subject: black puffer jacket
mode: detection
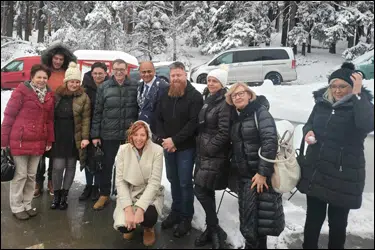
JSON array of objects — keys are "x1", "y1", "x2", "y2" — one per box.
[
  {"x1": 194, "y1": 88, "x2": 231, "y2": 190},
  {"x1": 231, "y1": 96, "x2": 284, "y2": 239},
  {"x1": 297, "y1": 87, "x2": 374, "y2": 209},
  {"x1": 90, "y1": 76, "x2": 139, "y2": 140}
]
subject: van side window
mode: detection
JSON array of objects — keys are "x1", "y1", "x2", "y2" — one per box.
[
  {"x1": 3, "y1": 60, "x2": 24, "y2": 72},
  {"x1": 210, "y1": 52, "x2": 233, "y2": 66},
  {"x1": 234, "y1": 50, "x2": 261, "y2": 63},
  {"x1": 261, "y1": 49, "x2": 289, "y2": 61}
]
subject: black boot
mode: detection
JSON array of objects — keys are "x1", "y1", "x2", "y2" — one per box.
[
  {"x1": 211, "y1": 225, "x2": 227, "y2": 249},
  {"x1": 173, "y1": 217, "x2": 192, "y2": 238},
  {"x1": 50, "y1": 190, "x2": 61, "y2": 209},
  {"x1": 79, "y1": 185, "x2": 92, "y2": 201},
  {"x1": 59, "y1": 189, "x2": 69, "y2": 210},
  {"x1": 161, "y1": 211, "x2": 180, "y2": 230},
  {"x1": 195, "y1": 227, "x2": 211, "y2": 247},
  {"x1": 91, "y1": 185, "x2": 100, "y2": 201}
]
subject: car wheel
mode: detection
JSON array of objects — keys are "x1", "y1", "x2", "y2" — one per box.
[
  {"x1": 197, "y1": 74, "x2": 208, "y2": 84},
  {"x1": 265, "y1": 72, "x2": 282, "y2": 85}
]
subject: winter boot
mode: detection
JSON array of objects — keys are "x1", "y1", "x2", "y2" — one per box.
[
  {"x1": 13, "y1": 211, "x2": 30, "y2": 220},
  {"x1": 59, "y1": 189, "x2": 69, "y2": 210},
  {"x1": 161, "y1": 211, "x2": 180, "y2": 230},
  {"x1": 79, "y1": 185, "x2": 92, "y2": 201},
  {"x1": 50, "y1": 190, "x2": 61, "y2": 209},
  {"x1": 91, "y1": 185, "x2": 100, "y2": 201},
  {"x1": 195, "y1": 227, "x2": 212, "y2": 247},
  {"x1": 143, "y1": 227, "x2": 156, "y2": 246},
  {"x1": 93, "y1": 196, "x2": 110, "y2": 210},
  {"x1": 210, "y1": 225, "x2": 227, "y2": 249},
  {"x1": 173, "y1": 217, "x2": 192, "y2": 238}
]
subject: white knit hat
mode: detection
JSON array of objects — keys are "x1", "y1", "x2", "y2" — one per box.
[
  {"x1": 64, "y1": 62, "x2": 81, "y2": 83},
  {"x1": 207, "y1": 64, "x2": 229, "y2": 87}
]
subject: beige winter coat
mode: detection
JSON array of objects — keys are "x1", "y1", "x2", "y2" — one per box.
[{"x1": 113, "y1": 126, "x2": 164, "y2": 231}]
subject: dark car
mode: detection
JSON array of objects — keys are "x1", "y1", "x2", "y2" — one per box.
[{"x1": 129, "y1": 61, "x2": 175, "y2": 83}]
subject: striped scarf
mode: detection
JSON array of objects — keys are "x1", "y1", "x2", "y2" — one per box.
[{"x1": 30, "y1": 82, "x2": 47, "y2": 103}]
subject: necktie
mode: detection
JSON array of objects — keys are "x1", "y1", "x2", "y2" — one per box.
[{"x1": 144, "y1": 85, "x2": 149, "y2": 97}]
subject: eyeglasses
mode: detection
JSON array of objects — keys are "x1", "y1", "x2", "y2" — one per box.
[
  {"x1": 231, "y1": 91, "x2": 247, "y2": 100},
  {"x1": 330, "y1": 85, "x2": 349, "y2": 90},
  {"x1": 113, "y1": 68, "x2": 126, "y2": 73},
  {"x1": 141, "y1": 70, "x2": 153, "y2": 74}
]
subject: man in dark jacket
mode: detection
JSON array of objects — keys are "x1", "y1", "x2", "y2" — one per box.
[
  {"x1": 91, "y1": 59, "x2": 139, "y2": 210},
  {"x1": 35, "y1": 43, "x2": 76, "y2": 197},
  {"x1": 137, "y1": 61, "x2": 169, "y2": 133},
  {"x1": 155, "y1": 62, "x2": 203, "y2": 238},
  {"x1": 79, "y1": 62, "x2": 109, "y2": 202}
]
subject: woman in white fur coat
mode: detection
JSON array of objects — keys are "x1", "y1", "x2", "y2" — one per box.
[{"x1": 113, "y1": 120, "x2": 164, "y2": 247}]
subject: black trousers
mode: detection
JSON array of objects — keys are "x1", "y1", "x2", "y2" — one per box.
[
  {"x1": 36, "y1": 156, "x2": 53, "y2": 186},
  {"x1": 118, "y1": 205, "x2": 158, "y2": 233},
  {"x1": 303, "y1": 195, "x2": 350, "y2": 249},
  {"x1": 100, "y1": 140, "x2": 122, "y2": 196},
  {"x1": 194, "y1": 184, "x2": 218, "y2": 228}
]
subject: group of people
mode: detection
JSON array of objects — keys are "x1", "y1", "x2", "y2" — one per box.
[{"x1": 1, "y1": 42, "x2": 373, "y2": 249}]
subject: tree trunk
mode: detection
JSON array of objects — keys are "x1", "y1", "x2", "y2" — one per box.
[
  {"x1": 289, "y1": 1, "x2": 297, "y2": 31},
  {"x1": 302, "y1": 43, "x2": 306, "y2": 56},
  {"x1": 329, "y1": 43, "x2": 336, "y2": 54},
  {"x1": 307, "y1": 22, "x2": 313, "y2": 53},
  {"x1": 275, "y1": 6, "x2": 280, "y2": 31},
  {"x1": 29, "y1": 2, "x2": 33, "y2": 36},
  {"x1": 25, "y1": 1, "x2": 30, "y2": 41},
  {"x1": 6, "y1": 1, "x2": 14, "y2": 37},
  {"x1": 366, "y1": 26, "x2": 372, "y2": 44},
  {"x1": 37, "y1": 1, "x2": 45, "y2": 43},
  {"x1": 355, "y1": 25, "x2": 362, "y2": 45},
  {"x1": 347, "y1": 36, "x2": 354, "y2": 48},
  {"x1": 293, "y1": 45, "x2": 297, "y2": 55},
  {"x1": 47, "y1": 15, "x2": 51, "y2": 36},
  {"x1": 281, "y1": 1, "x2": 290, "y2": 47},
  {"x1": 172, "y1": 1, "x2": 179, "y2": 61}
]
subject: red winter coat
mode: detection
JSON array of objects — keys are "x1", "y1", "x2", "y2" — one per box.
[{"x1": 1, "y1": 81, "x2": 55, "y2": 156}]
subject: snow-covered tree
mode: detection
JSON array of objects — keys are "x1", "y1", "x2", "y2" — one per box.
[{"x1": 342, "y1": 42, "x2": 374, "y2": 60}]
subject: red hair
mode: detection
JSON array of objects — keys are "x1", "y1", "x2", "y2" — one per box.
[{"x1": 126, "y1": 122, "x2": 149, "y2": 146}]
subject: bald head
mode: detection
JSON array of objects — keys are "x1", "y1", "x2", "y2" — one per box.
[{"x1": 139, "y1": 61, "x2": 155, "y2": 83}]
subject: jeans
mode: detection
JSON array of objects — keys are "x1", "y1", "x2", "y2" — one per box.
[
  {"x1": 84, "y1": 167, "x2": 100, "y2": 186},
  {"x1": 164, "y1": 148, "x2": 195, "y2": 219},
  {"x1": 99, "y1": 140, "x2": 122, "y2": 196},
  {"x1": 303, "y1": 195, "x2": 350, "y2": 249},
  {"x1": 194, "y1": 184, "x2": 218, "y2": 227}
]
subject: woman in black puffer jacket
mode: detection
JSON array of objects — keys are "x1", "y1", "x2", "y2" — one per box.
[
  {"x1": 297, "y1": 63, "x2": 374, "y2": 249},
  {"x1": 194, "y1": 67, "x2": 231, "y2": 249},
  {"x1": 226, "y1": 82, "x2": 285, "y2": 249}
]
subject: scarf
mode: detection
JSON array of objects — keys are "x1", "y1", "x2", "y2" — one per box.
[{"x1": 30, "y1": 82, "x2": 47, "y2": 103}]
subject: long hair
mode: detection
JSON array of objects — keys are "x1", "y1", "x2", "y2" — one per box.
[
  {"x1": 126, "y1": 122, "x2": 150, "y2": 147},
  {"x1": 323, "y1": 88, "x2": 335, "y2": 104}
]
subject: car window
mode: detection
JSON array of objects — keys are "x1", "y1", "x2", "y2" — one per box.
[
  {"x1": 261, "y1": 49, "x2": 290, "y2": 61},
  {"x1": 234, "y1": 50, "x2": 261, "y2": 63},
  {"x1": 214, "y1": 52, "x2": 234, "y2": 65},
  {"x1": 3, "y1": 60, "x2": 24, "y2": 72}
]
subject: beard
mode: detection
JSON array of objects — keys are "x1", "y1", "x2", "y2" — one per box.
[{"x1": 168, "y1": 80, "x2": 186, "y2": 97}]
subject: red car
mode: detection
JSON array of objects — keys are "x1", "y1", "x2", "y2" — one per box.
[{"x1": 1, "y1": 56, "x2": 41, "y2": 90}]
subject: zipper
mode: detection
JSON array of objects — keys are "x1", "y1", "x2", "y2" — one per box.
[
  {"x1": 338, "y1": 147, "x2": 344, "y2": 172},
  {"x1": 19, "y1": 127, "x2": 24, "y2": 148}
]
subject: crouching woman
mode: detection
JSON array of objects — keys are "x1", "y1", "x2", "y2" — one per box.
[{"x1": 113, "y1": 121, "x2": 164, "y2": 247}]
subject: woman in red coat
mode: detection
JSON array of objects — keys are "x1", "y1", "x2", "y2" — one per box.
[{"x1": 1, "y1": 64, "x2": 55, "y2": 220}]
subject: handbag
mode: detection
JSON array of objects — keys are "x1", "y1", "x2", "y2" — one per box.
[
  {"x1": 1, "y1": 148, "x2": 16, "y2": 182},
  {"x1": 85, "y1": 143, "x2": 104, "y2": 174},
  {"x1": 254, "y1": 112, "x2": 301, "y2": 193}
]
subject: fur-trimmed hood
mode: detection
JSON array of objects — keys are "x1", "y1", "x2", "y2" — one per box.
[
  {"x1": 313, "y1": 86, "x2": 374, "y2": 104},
  {"x1": 41, "y1": 43, "x2": 77, "y2": 70}
]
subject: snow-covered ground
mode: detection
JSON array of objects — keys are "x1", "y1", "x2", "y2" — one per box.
[{"x1": 1, "y1": 32, "x2": 374, "y2": 248}]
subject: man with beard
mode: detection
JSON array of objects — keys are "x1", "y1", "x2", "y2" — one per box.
[{"x1": 155, "y1": 62, "x2": 203, "y2": 238}]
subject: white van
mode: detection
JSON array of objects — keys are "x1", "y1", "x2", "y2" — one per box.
[{"x1": 190, "y1": 47, "x2": 297, "y2": 85}]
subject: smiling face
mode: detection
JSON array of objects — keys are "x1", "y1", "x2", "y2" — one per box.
[
  {"x1": 207, "y1": 76, "x2": 222, "y2": 95},
  {"x1": 139, "y1": 62, "x2": 155, "y2": 83},
  {"x1": 169, "y1": 68, "x2": 187, "y2": 97},
  {"x1": 31, "y1": 70, "x2": 49, "y2": 89},
  {"x1": 66, "y1": 79, "x2": 81, "y2": 92},
  {"x1": 131, "y1": 127, "x2": 148, "y2": 150},
  {"x1": 231, "y1": 85, "x2": 252, "y2": 110},
  {"x1": 330, "y1": 79, "x2": 352, "y2": 101},
  {"x1": 112, "y1": 62, "x2": 127, "y2": 83},
  {"x1": 91, "y1": 67, "x2": 107, "y2": 85},
  {"x1": 52, "y1": 54, "x2": 64, "y2": 70}
]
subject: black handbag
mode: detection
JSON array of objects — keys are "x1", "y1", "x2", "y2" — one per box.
[
  {"x1": 1, "y1": 148, "x2": 15, "y2": 182},
  {"x1": 85, "y1": 144, "x2": 104, "y2": 175}
]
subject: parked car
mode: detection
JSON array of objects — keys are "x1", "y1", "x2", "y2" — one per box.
[
  {"x1": 327, "y1": 49, "x2": 374, "y2": 80},
  {"x1": 190, "y1": 47, "x2": 297, "y2": 85},
  {"x1": 1, "y1": 56, "x2": 41, "y2": 90},
  {"x1": 129, "y1": 61, "x2": 174, "y2": 83}
]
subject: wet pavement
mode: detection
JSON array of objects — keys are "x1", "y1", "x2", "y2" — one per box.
[{"x1": 2, "y1": 181, "x2": 374, "y2": 249}]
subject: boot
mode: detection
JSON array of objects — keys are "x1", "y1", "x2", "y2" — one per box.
[
  {"x1": 13, "y1": 211, "x2": 30, "y2": 220},
  {"x1": 211, "y1": 225, "x2": 227, "y2": 249},
  {"x1": 47, "y1": 180, "x2": 54, "y2": 196},
  {"x1": 59, "y1": 189, "x2": 69, "y2": 210},
  {"x1": 93, "y1": 196, "x2": 110, "y2": 210},
  {"x1": 79, "y1": 185, "x2": 92, "y2": 201},
  {"x1": 143, "y1": 227, "x2": 156, "y2": 246},
  {"x1": 195, "y1": 227, "x2": 211, "y2": 247},
  {"x1": 91, "y1": 185, "x2": 100, "y2": 201},
  {"x1": 161, "y1": 211, "x2": 180, "y2": 230},
  {"x1": 173, "y1": 217, "x2": 192, "y2": 238},
  {"x1": 50, "y1": 190, "x2": 61, "y2": 209},
  {"x1": 123, "y1": 231, "x2": 134, "y2": 240},
  {"x1": 34, "y1": 183, "x2": 42, "y2": 198}
]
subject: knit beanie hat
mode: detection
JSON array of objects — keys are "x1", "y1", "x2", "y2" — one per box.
[
  {"x1": 207, "y1": 64, "x2": 229, "y2": 87},
  {"x1": 64, "y1": 62, "x2": 81, "y2": 83},
  {"x1": 328, "y1": 62, "x2": 364, "y2": 87}
]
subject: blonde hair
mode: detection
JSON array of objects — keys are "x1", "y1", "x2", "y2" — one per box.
[
  {"x1": 225, "y1": 82, "x2": 257, "y2": 106},
  {"x1": 323, "y1": 88, "x2": 334, "y2": 104}
]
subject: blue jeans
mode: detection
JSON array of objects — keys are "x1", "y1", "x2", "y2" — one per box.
[
  {"x1": 84, "y1": 167, "x2": 100, "y2": 186},
  {"x1": 164, "y1": 148, "x2": 196, "y2": 219}
]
